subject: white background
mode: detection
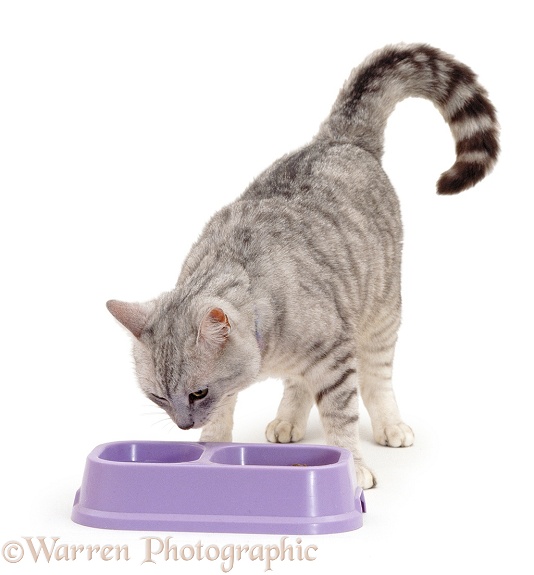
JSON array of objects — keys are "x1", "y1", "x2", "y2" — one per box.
[{"x1": 1, "y1": 1, "x2": 532, "y2": 573}]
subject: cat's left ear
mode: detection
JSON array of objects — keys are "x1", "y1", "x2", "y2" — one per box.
[
  {"x1": 197, "y1": 307, "x2": 232, "y2": 348},
  {"x1": 106, "y1": 300, "x2": 154, "y2": 339}
]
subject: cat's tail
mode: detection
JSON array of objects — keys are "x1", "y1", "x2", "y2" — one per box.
[{"x1": 315, "y1": 43, "x2": 499, "y2": 194}]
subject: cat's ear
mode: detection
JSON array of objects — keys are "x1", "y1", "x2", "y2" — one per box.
[
  {"x1": 197, "y1": 307, "x2": 232, "y2": 348},
  {"x1": 106, "y1": 300, "x2": 153, "y2": 339}
]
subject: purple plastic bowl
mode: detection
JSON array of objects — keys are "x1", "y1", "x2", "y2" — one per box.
[{"x1": 71, "y1": 441, "x2": 366, "y2": 535}]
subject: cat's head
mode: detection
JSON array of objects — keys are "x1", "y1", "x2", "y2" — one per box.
[{"x1": 106, "y1": 293, "x2": 261, "y2": 431}]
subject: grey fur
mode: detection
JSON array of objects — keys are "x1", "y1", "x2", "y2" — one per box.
[{"x1": 107, "y1": 43, "x2": 499, "y2": 488}]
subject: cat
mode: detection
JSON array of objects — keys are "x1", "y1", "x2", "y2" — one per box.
[{"x1": 107, "y1": 44, "x2": 499, "y2": 489}]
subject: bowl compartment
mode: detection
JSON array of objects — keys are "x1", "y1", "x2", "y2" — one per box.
[
  {"x1": 98, "y1": 441, "x2": 204, "y2": 464},
  {"x1": 209, "y1": 444, "x2": 341, "y2": 466}
]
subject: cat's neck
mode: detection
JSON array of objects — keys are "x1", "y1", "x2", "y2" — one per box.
[
  {"x1": 177, "y1": 259, "x2": 250, "y2": 303},
  {"x1": 176, "y1": 257, "x2": 277, "y2": 362}
]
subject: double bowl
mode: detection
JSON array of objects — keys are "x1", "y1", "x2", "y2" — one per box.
[{"x1": 72, "y1": 441, "x2": 366, "y2": 535}]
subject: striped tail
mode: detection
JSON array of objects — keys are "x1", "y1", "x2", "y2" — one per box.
[{"x1": 316, "y1": 43, "x2": 500, "y2": 194}]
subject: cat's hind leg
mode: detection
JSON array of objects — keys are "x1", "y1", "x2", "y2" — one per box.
[
  {"x1": 358, "y1": 308, "x2": 414, "y2": 448},
  {"x1": 266, "y1": 377, "x2": 314, "y2": 443}
]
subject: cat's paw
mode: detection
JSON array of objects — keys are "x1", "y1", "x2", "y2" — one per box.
[
  {"x1": 357, "y1": 463, "x2": 377, "y2": 489},
  {"x1": 374, "y1": 422, "x2": 414, "y2": 447},
  {"x1": 265, "y1": 419, "x2": 305, "y2": 443}
]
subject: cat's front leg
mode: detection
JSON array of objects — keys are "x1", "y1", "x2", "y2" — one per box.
[
  {"x1": 266, "y1": 377, "x2": 314, "y2": 443},
  {"x1": 199, "y1": 393, "x2": 238, "y2": 443},
  {"x1": 315, "y1": 368, "x2": 377, "y2": 489}
]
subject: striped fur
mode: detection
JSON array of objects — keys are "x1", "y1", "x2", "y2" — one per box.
[
  {"x1": 107, "y1": 44, "x2": 499, "y2": 489},
  {"x1": 318, "y1": 43, "x2": 499, "y2": 194}
]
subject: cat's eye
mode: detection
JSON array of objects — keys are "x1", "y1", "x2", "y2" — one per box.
[
  {"x1": 150, "y1": 393, "x2": 167, "y2": 403},
  {"x1": 189, "y1": 389, "x2": 208, "y2": 401}
]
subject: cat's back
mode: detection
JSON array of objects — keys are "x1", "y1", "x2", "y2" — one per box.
[
  {"x1": 182, "y1": 140, "x2": 402, "y2": 282},
  {"x1": 237, "y1": 141, "x2": 403, "y2": 256},
  {"x1": 243, "y1": 141, "x2": 398, "y2": 217},
  {"x1": 178, "y1": 140, "x2": 402, "y2": 316}
]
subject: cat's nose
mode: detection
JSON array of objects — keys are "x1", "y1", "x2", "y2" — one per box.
[
  {"x1": 177, "y1": 422, "x2": 194, "y2": 430},
  {"x1": 171, "y1": 401, "x2": 194, "y2": 430}
]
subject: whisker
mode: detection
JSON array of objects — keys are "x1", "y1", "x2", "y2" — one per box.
[
  {"x1": 151, "y1": 417, "x2": 172, "y2": 427},
  {"x1": 163, "y1": 420, "x2": 177, "y2": 435}
]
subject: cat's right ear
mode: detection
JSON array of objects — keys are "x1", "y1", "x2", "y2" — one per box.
[{"x1": 106, "y1": 300, "x2": 153, "y2": 339}]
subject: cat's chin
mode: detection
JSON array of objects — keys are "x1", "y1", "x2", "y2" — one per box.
[{"x1": 175, "y1": 418, "x2": 208, "y2": 431}]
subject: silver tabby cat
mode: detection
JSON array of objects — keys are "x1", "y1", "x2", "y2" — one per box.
[{"x1": 107, "y1": 44, "x2": 499, "y2": 488}]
